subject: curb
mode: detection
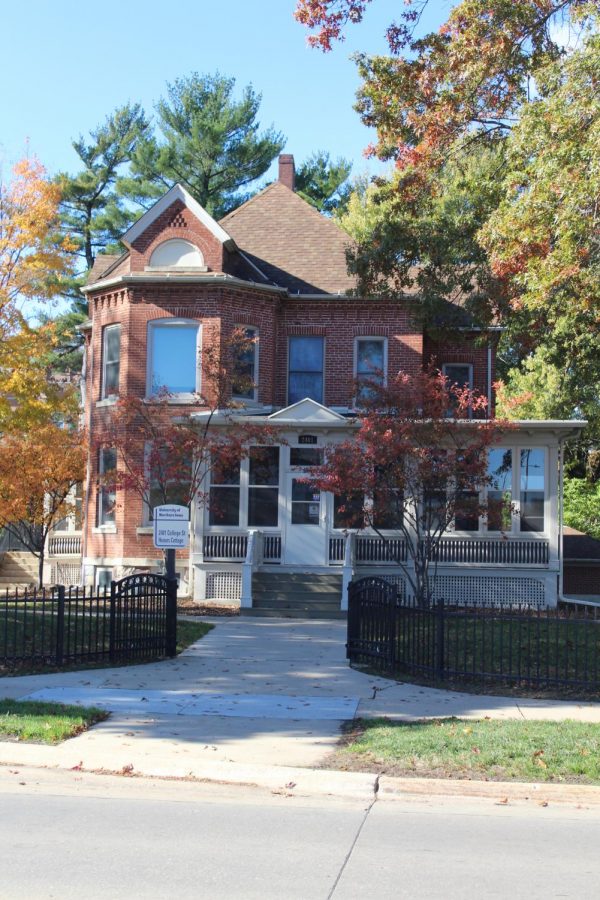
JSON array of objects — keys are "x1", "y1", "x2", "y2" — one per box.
[{"x1": 1, "y1": 743, "x2": 599, "y2": 807}]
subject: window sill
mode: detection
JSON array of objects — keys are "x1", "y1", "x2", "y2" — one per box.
[
  {"x1": 144, "y1": 396, "x2": 200, "y2": 405},
  {"x1": 136, "y1": 526, "x2": 154, "y2": 535},
  {"x1": 92, "y1": 526, "x2": 117, "y2": 534},
  {"x1": 96, "y1": 397, "x2": 119, "y2": 408}
]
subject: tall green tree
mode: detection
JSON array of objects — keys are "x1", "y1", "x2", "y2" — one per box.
[
  {"x1": 295, "y1": 151, "x2": 352, "y2": 215},
  {"x1": 481, "y1": 33, "x2": 600, "y2": 450},
  {"x1": 57, "y1": 103, "x2": 150, "y2": 277},
  {"x1": 119, "y1": 73, "x2": 285, "y2": 219}
]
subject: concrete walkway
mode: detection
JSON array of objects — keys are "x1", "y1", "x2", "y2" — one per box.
[{"x1": 1, "y1": 617, "x2": 599, "y2": 796}]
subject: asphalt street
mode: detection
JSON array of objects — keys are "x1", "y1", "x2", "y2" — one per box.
[{"x1": 1, "y1": 766, "x2": 599, "y2": 900}]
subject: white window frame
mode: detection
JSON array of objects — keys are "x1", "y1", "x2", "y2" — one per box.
[
  {"x1": 287, "y1": 336, "x2": 325, "y2": 406},
  {"x1": 146, "y1": 319, "x2": 202, "y2": 401},
  {"x1": 232, "y1": 326, "x2": 259, "y2": 403},
  {"x1": 97, "y1": 448, "x2": 117, "y2": 529},
  {"x1": 354, "y1": 336, "x2": 388, "y2": 405},
  {"x1": 101, "y1": 323, "x2": 121, "y2": 400},
  {"x1": 148, "y1": 239, "x2": 205, "y2": 270}
]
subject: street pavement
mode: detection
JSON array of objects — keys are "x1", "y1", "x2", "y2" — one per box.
[
  {"x1": 1, "y1": 766, "x2": 599, "y2": 900},
  {"x1": 1, "y1": 616, "x2": 600, "y2": 801}
]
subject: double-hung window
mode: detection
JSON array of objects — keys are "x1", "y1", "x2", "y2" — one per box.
[
  {"x1": 147, "y1": 320, "x2": 201, "y2": 398},
  {"x1": 442, "y1": 363, "x2": 473, "y2": 417},
  {"x1": 288, "y1": 336, "x2": 324, "y2": 405},
  {"x1": 97, "y1": 449, "x2": 117, "y2": 527},
  {"x1": 355, "y1": 338, "x2": 385, "y2": 404},
  {"x1": 232, "y1": 327, "x2": 258, "y2": 401},
  {"x1": 101, "y1": 324, "x2": 121, "y2": 399}
]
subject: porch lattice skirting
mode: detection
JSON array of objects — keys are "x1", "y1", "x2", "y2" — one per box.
[
  {"x1": 376, "y1": 574, "x2": 547, "y2": 607},
  {"x1": 205, "y1": 571, "x2": 243, "y2": 601}
]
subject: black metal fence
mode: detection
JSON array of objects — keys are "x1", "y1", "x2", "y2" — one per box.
[
  {"x1": 0, "y1": 574, "x2": 177, "y2": 672},
  {"x1": 347, "y1": 576, "x2": 600, "y2": 693}
]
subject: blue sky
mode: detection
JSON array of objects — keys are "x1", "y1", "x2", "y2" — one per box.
[{"x1": 1, "y1": 0, "x2": 446, "y2": 185}]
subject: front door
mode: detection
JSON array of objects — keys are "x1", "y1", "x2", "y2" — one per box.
[{"x1": 283, "y1": 475, "x2": 327, "y2": 565}]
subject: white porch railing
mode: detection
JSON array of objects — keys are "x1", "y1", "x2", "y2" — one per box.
[
  {"x1": 204, "y1": 533, "x2": 281, "y2": 563},
  {"x1": 433, "y1": 538, "x2": 550, "y2": 566},
  {"x1": 48, "y1": 534, "x2": 82, "y2": 556}
]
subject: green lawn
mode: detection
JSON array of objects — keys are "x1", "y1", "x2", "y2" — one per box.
[
  {"x1": 332, "y1": 717, "x2": 600, "y2": 784},
  {"x1": 0, "y1": 699, "x2": 108, "y2": 744}
]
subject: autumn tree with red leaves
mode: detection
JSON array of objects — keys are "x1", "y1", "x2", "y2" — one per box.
[{"x1": 311, "y1": 369, "x2": 511, "y2": 605}]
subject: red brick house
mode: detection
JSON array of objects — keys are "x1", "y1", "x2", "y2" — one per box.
[{"x1": 78, "y1": 155, "x2": 584, "y2": 612}]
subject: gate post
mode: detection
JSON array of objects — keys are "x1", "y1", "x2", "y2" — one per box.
[
  {"x1": 165, "y1": 577, "x2": 178, "y2": 657},
  {"x1": 55, "y1": 585, "x2": 65, "y2": 666},
  {"x1": 109, "y1": 580, "x2": 117, "y2": 662},
  {"x1": 435, "y1": 596, "x2": 445, "y2": 681}
]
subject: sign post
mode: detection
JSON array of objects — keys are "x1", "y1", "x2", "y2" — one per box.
[{"x1": 153, "y1": 505, "x2": 189, "y2": 581}]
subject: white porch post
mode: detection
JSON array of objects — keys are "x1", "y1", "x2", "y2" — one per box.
[
  {"x1": 341, "y1": 532, "x2": 356, "y2": 612},
  {"x1": 241, "y1": 530, "x2": 261, "y2": 609}
]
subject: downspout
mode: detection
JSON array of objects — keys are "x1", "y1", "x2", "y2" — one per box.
[{"x1": 558, "y1": 437, "x2": 565, "y2": 602}]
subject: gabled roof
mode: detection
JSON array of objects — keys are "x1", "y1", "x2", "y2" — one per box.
[
  {"x1": 268, "y1": 398, "x2": 347, "y2": 424},
  {"x1": 220, "y1": 182, "x2": 356, "y2": 295},
  {"x1": 121, "y1": 183, "x2": 234, "y2": 250}
]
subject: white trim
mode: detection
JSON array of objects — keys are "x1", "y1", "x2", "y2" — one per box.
[
  {"x1": 353, "y1": 335, "x2": 388, "y2": 405},
  {"x1": 146, "y1": 318, "x2": 202, "y2": 400},
  {"x1": 268, "y1": 397, "x2": 346, "y2": 423},
  {"x1": 101, "y1": 323, "x2": 121, "y2": 400},
  {"x1": 121, "y1": 183, "x2": 235, "y2": 250}
]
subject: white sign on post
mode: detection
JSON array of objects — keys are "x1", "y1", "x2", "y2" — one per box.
[{"x1": 153, "y1": 504, "x2": 190, "y2": 549}]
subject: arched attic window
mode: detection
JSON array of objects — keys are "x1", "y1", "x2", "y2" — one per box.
[{"x1": 148, "y1": 239, "x2": 206, "y2": 270}]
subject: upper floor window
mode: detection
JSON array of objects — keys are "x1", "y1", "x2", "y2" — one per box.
[
  {"x1": 355, "y1": 338, "x2": 386, "y2": 404},
  {"x1": 148, "y1": 239, "x2": 205, "y2": 269},
  {"x1": 288, "y1": 336, "x2": 324, "y2": 405},
  {"x1": 97, "y1": 448, "x2": 116, "y2": 528},
  {"x1": 101, "y1": 324, "x2": 121, "y2": 399},
  {"x1": 147, "y1": 320, "x2": 201, "y2": 398},
  {"x1": 442, "y1": 363, "x2": 473, "y2": 417},
  {"x1": 232, "y1": 327, "x2": 258, "y2": 401}
]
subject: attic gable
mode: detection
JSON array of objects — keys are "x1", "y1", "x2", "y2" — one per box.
[{"x1": 122, "y1": 183, "x2": 234, "y2": 250}]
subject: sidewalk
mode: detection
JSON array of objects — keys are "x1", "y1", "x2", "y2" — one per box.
[{"x1": 1, "y1": 617, "x2": 599, "y2": 802}]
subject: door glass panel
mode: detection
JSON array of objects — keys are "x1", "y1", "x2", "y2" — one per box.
[{"x1": 291, "y1": 479, "x2": 321, "y2": 525}]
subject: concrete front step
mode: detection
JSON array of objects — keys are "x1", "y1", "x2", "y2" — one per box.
[{"x1": 249, "y1": 572, "x2": 344, "y2": 619}]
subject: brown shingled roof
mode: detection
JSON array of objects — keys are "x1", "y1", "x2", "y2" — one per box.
[
  {"x1": 86, "y1": 253, "x2": 130, "y2": 284},
  {"x1": 219, "y1": 182, "x2": 356, "y2": 294}
]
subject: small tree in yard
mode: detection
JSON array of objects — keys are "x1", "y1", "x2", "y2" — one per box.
[
  {"x1": 0, "y1": 425, "x2": 86, "y2": 587},
  {"x1": 98, "y1": 330, "x2": 273, "y2": 569},
  {"x1": 312, "y1": 369, "x2": 511, "y2": 606}
]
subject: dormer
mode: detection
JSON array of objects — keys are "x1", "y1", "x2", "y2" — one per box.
[{"x1": 122, "y1": 183, "x2": 235, "y2": 273}]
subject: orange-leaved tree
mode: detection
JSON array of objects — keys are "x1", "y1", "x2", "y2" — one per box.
[
  {"x1": 0, "y1": 424, "x2": 87, "y2": 587},
  {"x1": 0, "y1": 156, "x2": 76, "y2": 432},
  {"x1": 311, "y1": 368, "x2": 512, "y2": 605}
]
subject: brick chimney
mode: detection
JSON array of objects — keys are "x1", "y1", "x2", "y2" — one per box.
[{"x1": 278, "y1": 154, "x2": 295, "y2": 191}]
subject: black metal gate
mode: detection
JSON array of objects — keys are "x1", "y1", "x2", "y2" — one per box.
[
  {"x1": 110, "y1": 573, "x2": 177, "y2": 661},
  {"x1": 347, "y1": 576, "x2": 400, "y2": 670}
]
